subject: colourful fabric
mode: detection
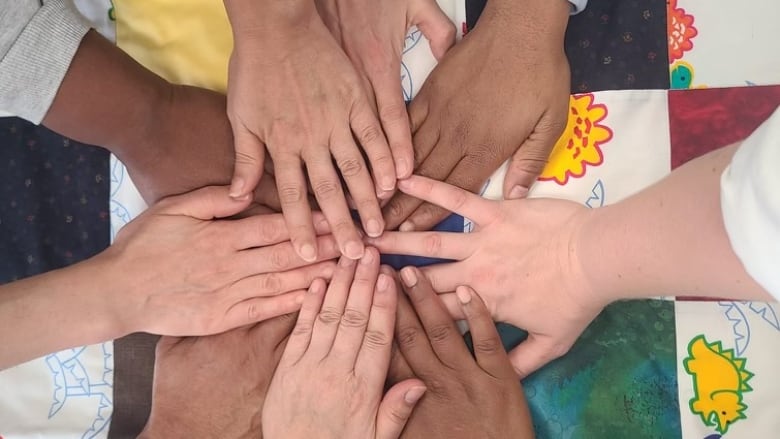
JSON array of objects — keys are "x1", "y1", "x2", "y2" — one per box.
[{"x1": 1, "y1": 0, "x2": 779, "y2": 438}]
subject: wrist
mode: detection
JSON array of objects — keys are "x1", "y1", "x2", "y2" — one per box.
[
  {"x1": 224, "y1": 0, "x2": 319, "y2": 45},
  {"x1": 479, "y1": 0, "x2": 569, "y2": 46},
  {"x1": 572, "y1": 206, "x2": 627, "y2": 306}
]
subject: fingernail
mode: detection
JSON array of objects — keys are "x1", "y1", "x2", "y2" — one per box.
[
  {"x1": 345, "y1": 241, "x2": 365, "y2": 260},
  {"x1": 456, "y1": 286, "x2": 472, "y2": 305},
  {"x1": 396, "y1": 158, "x2": 410, "y2": 178},
  {"x1": 229, "y1": 177, "x2": 245, "y2": 198},
  {"x1": 508, "y1": 185, "x2": 528, "y2": 200},
  {"x1": 404, "y1": 386, "x2": 427, "y2": 404},
  {"x1": 381, "y1": 175, "x2": 396, "y2": 192},
  {"x1": 399, "y1": 221, "x2": 415, "y2": 232},
  {"x1": 400, "y1": 267, "x2": 417, "y2": 288},
  {"x1": 361, "y1": 249, "x2": 374, "y2": 265},
  {"x1": 366, "y1": 219, "x2": 383, "y2": 238},
  {"x1": 299, "y1": 243, "x2": 317, "y2": 262},
  {"x1": 377, "y1": 273, "x2": 390, "y2": 292}
]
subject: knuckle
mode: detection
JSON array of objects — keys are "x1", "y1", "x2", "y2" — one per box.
[
  {"x1": 247, "y1": 303, "x2": 261, "y2": 322},
  {"x1": 259, "y1": 218, "x2": 283, "y2": 243},
  {"x1": 313, "y1": 179, "x2": 341, "y2": 200},
  {"x1": 379, "y1": 102, "x2": 407, "y2": 124},
  {"x1": 473, "y1": 336, "x2": 502, "y2": 356},
  {"x1": 428, "y1": 324, "x2": 454, "y2": 344},
  {"x1": 317, "y1": 307, "x2": 343, "y2": 325},
  {"x1": 424, "y1": 378, "x2": 449, "y2": 396},
  {"x1": 362, "y1": 329, "x2": 392, "y2": 350},
  {"x1": 261, "y1": 273, "x2": 282, "y2": 293},
  {"x1": 386, "y1": 406, "x2": 410, "y2": 425},
  {"x1": 396, "y1": 326, "x2": 421, "y2": 349},
  {"x1": 292, "y1": 321, "x2": 313, "y2": 337},
  {"x1": 234, "y1": 149, "x2": 260, "y2": 166},
  {"x1": 336, "y1": 157, "x2": 364, "y2": 178},
  {"x1": 269, "y1": 245, "x2": 292, "y2": 270},
  {"x1": 340, "y1": 308, "x2": 369, "y2": 328},
  {"x1": 423, "y1": 234, "x2": 443, "y2": 255},
  {"x1": 356, "y1": 124, "x2": 384, "y2": 146},
  {"x1": 278, "y1": 184, "x2": 304, "y2": 205}
]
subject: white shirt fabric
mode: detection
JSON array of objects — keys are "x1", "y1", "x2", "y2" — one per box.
[
  {"x1": 721, "y1": 106, "x2": 780, "y2": 299},
  {"x1": 569, "y1": 0, "x2": 588, "y2": 13}
]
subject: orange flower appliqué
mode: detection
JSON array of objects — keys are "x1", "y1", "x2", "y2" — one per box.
[
  {"x1": 539, "y1": 94, "x2": 613, "y2": 185},
  {"x1": 667, "y1": 0, "x2": 698, "y2": 62}
]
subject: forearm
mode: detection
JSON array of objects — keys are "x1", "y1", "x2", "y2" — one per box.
[
  {"x1": 224, "y1": 0, "x2": 319, "y2": 43},
  {"x1": 0, "y1": 255, "x2": 126, "y2": 370},
  {"x1": 41, "y1": 30, "x2": 169, "y2": 164},
  {"x1": 577, "y1": 144, "x2": 773, "y2": 304}
]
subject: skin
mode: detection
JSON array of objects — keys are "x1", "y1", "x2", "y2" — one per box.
[
  {"x1": 263, "y1": 249, "x2": 425, "y2": 439},
  {"x1": 138, "y1": 314, "x2": 297, "y2": 439},
  {"x1": 41, "y1": 30, "x2": 280, "y2": 208},
  {"x1": 383, "y1": 0, "x2": 572, "y2": 232},
  {"x1": 369, "y1": 144, "x2": 772, "y2": 378},
  {"x1": 315, "y1": 0, "x2": 456, "y2": 180},
  {"x1": 389, "y1": 267, "x2": 535, "y2": 438},
  {"x1": 224, "y1": 0, "x2": 399, "y2": 263},
  {"x1": 0, "y1": 186, "x2": 338, "y2": 370}
]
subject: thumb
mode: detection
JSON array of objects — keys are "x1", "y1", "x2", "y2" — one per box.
[
  {"x1": 507, "y1": 335, "x2": 567, "y2": 379},
  {"x1": 376, "y1": 378, "x2": 427, "y2": 439},
  {"x1": 410, "y1": 0, "x2": 456, "y2": 61},
  {"x1": 503, "y1": 116, "x2": 563, "y2": 200},
  {"x1": 229, "y1": 121, "x2": 266, "y2": 200},
  {"x1": 161, "y1": 186, "x2": 252, "y2": 220}
]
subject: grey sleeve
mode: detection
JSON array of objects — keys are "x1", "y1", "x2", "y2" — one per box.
[{"x1": 0, "y1": 0, "x2": 90, "y2": 124}]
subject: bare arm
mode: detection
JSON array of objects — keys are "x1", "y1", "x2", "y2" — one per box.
[{"x1": 578, "y1": 143, "x2": 772, "y2": 304}]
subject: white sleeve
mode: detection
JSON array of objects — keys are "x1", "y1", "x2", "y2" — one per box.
[
  {"x1": 569, "y1": 0, "x2": 588, "y2": 14},
  {"x1": 721, "y1": 106, "x2": 780, "y2": 299}
]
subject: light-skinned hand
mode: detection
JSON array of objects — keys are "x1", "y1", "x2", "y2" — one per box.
[
  {"x1": 263, "y1": 248, "x2": 425, "y2": 439},
  {"x1": 224, "y1": 0, "x2": 397, "y2": 263},
  {"x1": 370, "y1": 176, "x2": 604, "y2": 378},
  {"x1": 383, "y1": 0, "x2": 571, "y2": 231},
  {"x1": 315, "y1": 0, "x2": 456, "y2": 179},
  {"x1": 107, "y1": 185, "x2": 339, "y2": 336}
]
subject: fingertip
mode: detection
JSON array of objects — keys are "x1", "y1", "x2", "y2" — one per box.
[
  {"x1": 299, "y1": 242, "x2": 318, "y2": 263},
  {"x1": 455, "y1": 285, "x2": 472, "y2": 305},
  {"x1": 403, "y1": 386, "x2": 427, "y2": 405},
  {"x1": 400, "y1": 266, "x2": 418, "y2": 288},
  {"x1": 229, "y1": 176, "x2": 246, "y2": 199}
]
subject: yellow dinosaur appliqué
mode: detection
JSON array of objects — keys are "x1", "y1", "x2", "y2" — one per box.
[{"x1": 683, "y1": 335, "x2": 753, "y2": 435}]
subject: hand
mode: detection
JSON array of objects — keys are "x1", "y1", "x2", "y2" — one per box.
[
  {"x1": 139, "y1": 314, "x2": 296, "y2": 439},
  {"x1": 383, "y1": 0, "x2": 571, "y2": 231},
  {"x1": 263, "y1": 248, "x2": 425, "y2": 439},
  {"x1": 224, "y1": 1, "x2": 397, "y2": 262},
  {"x1": 370, "y1": 176, "x2": 605, "y2": 378},
  {"x1": 119, "y1": 84, "x2": 282, "y2": 211},
  {"x1": 104, "y1": 185, "x2": 339, "y2": 336},
  {"x1": 315, "y1": 0, "x2": 456, "y2": 179},
  {"x1": 389, "y1": 267, "x2": 534, "y2": 438}
]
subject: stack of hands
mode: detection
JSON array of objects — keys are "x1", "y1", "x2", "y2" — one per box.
[{"x1": 139, "y1": 249, "x2": 534, "y2": 438}]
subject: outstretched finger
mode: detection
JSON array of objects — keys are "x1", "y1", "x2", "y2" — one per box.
[
  {"x1": 161, "y1": 185, "x2": 252, "y2": 220},
  {"x1": 397, "y1": 176, "x2": 500, "y2": 226},
  {"x1": 367, "y1": 231, "x2": 476, "y2": 261},
  {"x1": 369, "y1": 59, "x2": 414, "y2": 181}
]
